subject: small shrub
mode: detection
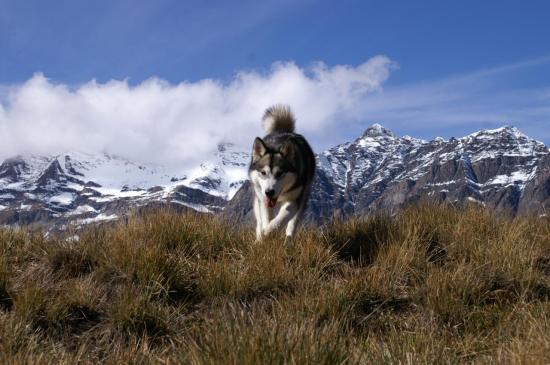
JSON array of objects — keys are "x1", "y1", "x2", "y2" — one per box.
[
  {"x1": 47, "y1": 245, "x2": 97, "y2": 277},
  {"x1": 108, "y1": 285, "x2": 173, "y2": 344},
  {"x1": 323, "y1": 215, "x2": 395, "y2": 264}
]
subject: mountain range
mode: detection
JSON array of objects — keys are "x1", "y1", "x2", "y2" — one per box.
[
  {"x1": 0, "y1": 143, "x2": 248, "y2": 228},
  {"x1": 1, "y1": 124, "x2": 549, "y2": 229}
]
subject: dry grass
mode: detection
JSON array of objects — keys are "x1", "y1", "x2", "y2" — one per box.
[{"x1": 1, "y1": 205, "x2": 550, "y2": 364}]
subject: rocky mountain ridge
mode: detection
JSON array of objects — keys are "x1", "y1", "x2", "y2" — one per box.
[
  {"x1": 1, "y1": 125, "x2": 549, "y2": 228},
  {"x1": 226, "y1": 124, "x2": 550, "y2": 221}
]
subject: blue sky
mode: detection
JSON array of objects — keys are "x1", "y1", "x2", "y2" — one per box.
[
  {"x1": 0, "y1": 0, "x2": 549, "y2": 162},
  {"x1": 2, "y1": 0, "x2": 549, "y2": 85}
]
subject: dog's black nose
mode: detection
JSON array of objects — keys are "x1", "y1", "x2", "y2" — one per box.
[{"x1": 265, "y1": 189, "x2": 275, "y2": 198}]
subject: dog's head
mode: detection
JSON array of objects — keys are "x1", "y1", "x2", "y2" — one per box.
[{"x1": 250, "y1": 137, "x2": 297, "y2": 207}]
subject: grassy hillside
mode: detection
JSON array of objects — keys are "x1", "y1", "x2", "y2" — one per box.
[{"x1": 1, "y1": 205, "x2": 550, "y2": 364}]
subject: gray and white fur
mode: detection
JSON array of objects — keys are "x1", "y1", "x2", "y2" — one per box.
[{"x1": 249, "y1": 105, "x2": 316, "y2": 243}]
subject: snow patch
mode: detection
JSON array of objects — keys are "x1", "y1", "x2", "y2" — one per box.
[
  {"x1": 67, "y1": 205, "x2": 98, "y2": 216},
  {"x1": 427, "y1": 180, "x2": 457, "y2": 187},
  {"x1": 171, "y1": 200, "x2": 213, "y2": 213},
  {"x1": 467, "y1": 197, "x2": 486, "y2": 206},
  {"x1": 77, "y1": 213, "x2": 118, "y2": 225},
  {"x1": 48, "y1": 192, "x2": 75, "y2": 205},
  {"x1": 484, "y1": 169, "x2": 535, "y2": 188}
]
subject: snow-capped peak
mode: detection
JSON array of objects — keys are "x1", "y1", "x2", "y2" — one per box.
[
  {"x1": 362, "y1": 123, "x2": 396, "y2": 138},
  {"x1": 465, "y1": 125, "x2": 533, "y2": 142}
]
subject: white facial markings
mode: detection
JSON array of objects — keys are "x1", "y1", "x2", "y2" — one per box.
[{"x1": 251, "y1": 165, "x2": 290, "y2": 200}]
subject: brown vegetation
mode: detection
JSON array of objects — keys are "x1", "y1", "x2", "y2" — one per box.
[{"x1": 1, "y1": 205, "x2": 550, "y2": 364}]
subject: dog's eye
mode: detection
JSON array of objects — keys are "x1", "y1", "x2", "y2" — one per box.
[
  {"x1": 275, "y1": 171, "x2": 285, "y2": 178},
  {"x1": 260, "y1": 171, "x2": 267, "y2": 176}
]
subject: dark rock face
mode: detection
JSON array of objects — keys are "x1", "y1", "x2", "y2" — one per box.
[
  {"x1": 226, "y1": 125, "x2": 550, "y2": 221},
  {"x1": 221, "y1": 180, "x2": 254, "y2": 224},
  {"x1": 518, "y1": 154, "x2": 550, "y2": 215},
  {"x1": 0, "y1": 158, "x2": 27, "y2": 182}
]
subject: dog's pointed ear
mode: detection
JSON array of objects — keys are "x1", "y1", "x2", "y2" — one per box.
[
  {"x1": 279, "y1": 140, "x2": 294, "y2": 160},
  {"x1": 252, "y1": 137, "x2": 267, "y2": 162}
]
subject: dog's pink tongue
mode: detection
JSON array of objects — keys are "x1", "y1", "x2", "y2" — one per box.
[{"x1": 267, "y1": 198, "x2": 277, "y2": 208}]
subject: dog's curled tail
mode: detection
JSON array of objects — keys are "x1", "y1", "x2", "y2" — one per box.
[{"x1": 262, "y1": 104, "x2": 295, "y2": 133}]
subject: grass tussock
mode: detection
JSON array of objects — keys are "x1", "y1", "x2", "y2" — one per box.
[{"x1": 0, "y1": 204, "x2": 550, "y2": 364}]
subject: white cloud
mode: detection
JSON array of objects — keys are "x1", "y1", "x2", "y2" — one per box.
[
  {"x1": 4, "y1": 55, "x2": 547, "y2": 168},
  {"x1": 0, "y1": 56, "x2": 395, "y2": 167}
]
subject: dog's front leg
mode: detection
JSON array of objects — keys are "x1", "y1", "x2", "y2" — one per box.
[
  {"x1": 284, "y1": 209, "x2": 302, "y2": 244},
  {"x1": 260, "y1": 202, "x2": 272, "y2": 232},
  {"x1": 253, "y1": 197, "x2": 263, "y2": 241},
  {"x1": 254, "y1": 198, "x2": 273, "y2": 241},
  {"x1": 263, "y1": 202, "x2": 297, "y2": 236}
]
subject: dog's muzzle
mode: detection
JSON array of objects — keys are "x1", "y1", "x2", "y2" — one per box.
[{"x1": 265, "y1": 189, "x2": 277, "y2": 207}]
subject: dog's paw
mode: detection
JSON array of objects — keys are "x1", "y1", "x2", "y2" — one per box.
[
  {"x1": 262, "y1": 224, "x2": 275, "y2": 236},
  {"x1": 255, "y1": 229, "x2": 263, "y2": 242}
]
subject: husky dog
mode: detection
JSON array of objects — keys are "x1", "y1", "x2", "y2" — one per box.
[{"x1": 249, "y1": 105, "x2": 316, "y2": 243}]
